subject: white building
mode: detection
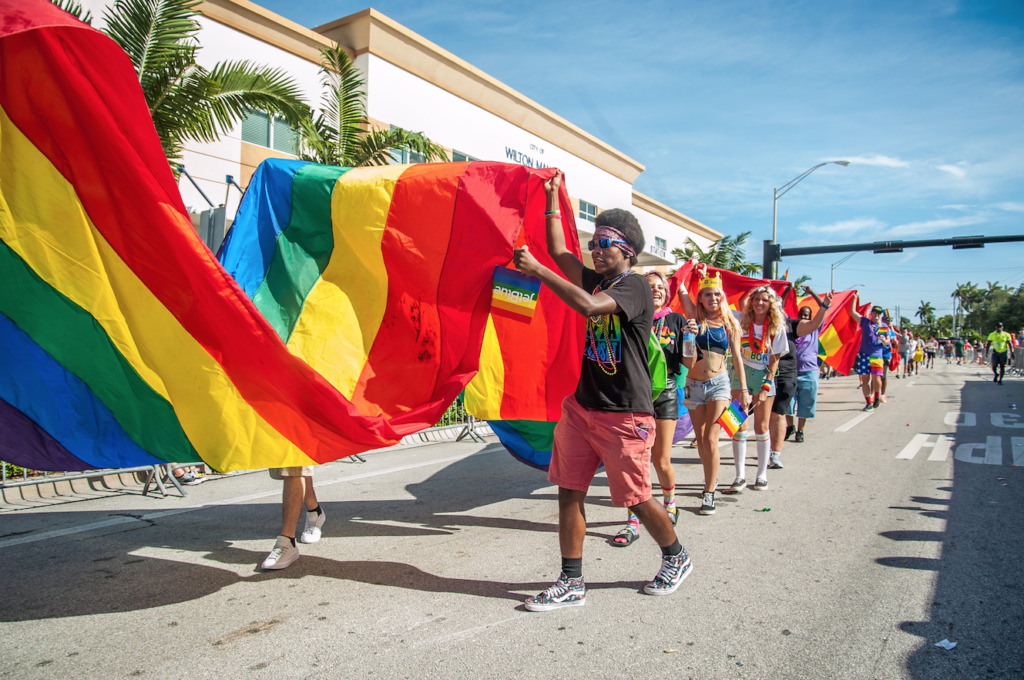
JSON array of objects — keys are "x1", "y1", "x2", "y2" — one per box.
[{"x1": 82, "y1": 0, "x2": 721, "y2": 267}]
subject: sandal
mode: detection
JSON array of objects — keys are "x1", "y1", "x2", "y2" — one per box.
[{"x1": 612, "y1": 525, "x2": 638, "y2": 547}]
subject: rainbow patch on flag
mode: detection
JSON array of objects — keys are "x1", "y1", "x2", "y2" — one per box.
[
  {"x1": 717, "y1": 400, "x2": 748, "y2": 438},
  {"x1": 491, "y1": 267, "x2": 541, "y2": 319}
]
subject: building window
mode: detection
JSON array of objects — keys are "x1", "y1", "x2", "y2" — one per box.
[
  {"x1": 655, "y1": 237, "x2": 667, "y2": 250},
  {"x1": 452, "y1": 150, "x2": 479, "y2": 162},
  {"x1": 240, "y1": 110, "x2": 298, "y2": 154},
  {"x1": 579, "y1": 200, "x2": 598, "y2": 222}
]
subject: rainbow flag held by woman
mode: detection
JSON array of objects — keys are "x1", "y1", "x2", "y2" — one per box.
[{"x1": 0, "y1": 0, "x2": 558, "y2": 472}]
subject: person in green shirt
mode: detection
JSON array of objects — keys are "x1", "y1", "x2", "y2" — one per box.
[{"x1": 986, "y1": 322, "x2": 1014, "y2": 384}]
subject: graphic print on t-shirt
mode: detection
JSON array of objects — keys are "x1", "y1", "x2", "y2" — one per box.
[{"x1": 585, "y1": 314, "x2": 623, "y2": 364}]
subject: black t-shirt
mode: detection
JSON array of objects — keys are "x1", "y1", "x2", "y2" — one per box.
[
  {"x1": 777, "y1": 318, "x2": 799, "y2": 380},
  {"x1": 575, "y1": 269, "x2": 654, "y2": 414},
  {"x1": 654, "y1": 312, "x2": 686, "y2": 377}
]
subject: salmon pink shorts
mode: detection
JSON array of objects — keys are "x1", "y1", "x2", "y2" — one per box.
[{"x1": 549, "y1": 396, "x2": 656, "y2": 507}]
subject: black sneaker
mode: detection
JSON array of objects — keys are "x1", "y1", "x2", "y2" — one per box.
[
  {"x1": 863, "y1": 403, "x2": 874, "y2": 412},
  {"x1": 794, "y1": 431, "x2": 804, "y2": 443},
  {"x1": 699, "y1": 492, "x2": 716, "y2": 515},
  {"x1": 784, "y1": 425, "x2": 795, "y2": 441},
  {"x1": 524, "y1": 573, "x2": 586, "y2": 611}
]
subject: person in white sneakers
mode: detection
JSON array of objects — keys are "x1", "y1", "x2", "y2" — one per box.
[{"x1": 261, "y1": 466, "x2": 326, "y2": 570}]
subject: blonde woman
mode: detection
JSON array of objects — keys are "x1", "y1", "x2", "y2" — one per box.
[
  {"x1": 678, "y1": 271, "x2": 749, "y2": 516},
  {"x1": 729, "y1": 286, "x2": 789, "y2": 495}
]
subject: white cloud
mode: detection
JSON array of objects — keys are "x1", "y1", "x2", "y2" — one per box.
[
  {"x1": 996, "y1": 202, "x2": 1024, "y2": 213},
  {"x1": 801, "y1": 217, "x2": 886, "y2": 235},
  {"x1": 937, "y1": 163, "x2": 967, "y2": 178},
  {"x1": 887, "y1": 215, "x2": 985, "y2": 237},
  {"x1": 940, "y1": 204, "x2": 971, "y2": 211},
  {"x1": 844, "y1": 154, "x2": 910, "y2": 168}
]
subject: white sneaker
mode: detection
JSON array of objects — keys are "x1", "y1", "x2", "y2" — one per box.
[
  {"x1": 299, "y1": 509, "x2": 326, "y2": 544},
  {"x1": 261, "y1": 535, "x2": 299, "y2": 570},
  {"x1": 768, "y1": 452, "x2": 783, "y2": 469},
  {"x1": 730, "y1": 478, "x2": 747, "y2": 493}
]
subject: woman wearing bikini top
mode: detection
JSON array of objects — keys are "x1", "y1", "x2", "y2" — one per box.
[{"x1": 678, "y1": 270, "x2": 748, "y2": 516}]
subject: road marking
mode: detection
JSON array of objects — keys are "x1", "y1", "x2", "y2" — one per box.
[
  {"x1": 897, "y1": 434, "x2": 955, "y2": 461},
  {"x1": 992, "y1": 413, "x2": 1024, "y2": 429},
  {"x1": 954, "y1": 437, "x2": 1003, "y2": 465},
  {"x1": 929, "y1": 435, "x2": 954, "y2": 462},
  {"x1": 944, "y1": 412, "x2": 975, "y2": 426},
  {"x1": 897, "y1": 434, "x2": 931, "y2": 459},
  {"x1": 835, "y1": 411, "x2": 872, "y2": 432},
  {"x1": 1014, "y1": 438, "x2": 1024, "y2": 466},
  {"x1": 0, "y1": 450, "x2": 484, "y2": 550}
]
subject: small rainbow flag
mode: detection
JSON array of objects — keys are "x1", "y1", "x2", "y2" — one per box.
[
  {"x1": 491, "y1": 267, "x2": 541, "y2": 320},
  {"x1": 717, "y1": 400, "x2": 748, "y2": 438}
]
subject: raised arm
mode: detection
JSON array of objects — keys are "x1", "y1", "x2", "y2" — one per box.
[
  {"x1": 797, "y1": 289, "x2": 833, "y2": 336},
  {"x1": 848, "y1": 293, "x2": 863, "y2": 323},
  {"x1": 512, "y1": 246, "x2": 619, "y2": 318},
  {"x1": 541, "y1": 172, "x2": 584, "y2": 287},
  {"x1": 675, "y1": 260, "x2": 699, "y2": 318}
]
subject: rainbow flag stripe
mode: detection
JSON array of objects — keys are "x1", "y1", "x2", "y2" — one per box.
[{"x1": 0, "y1": 2, "x2": 544, "y2": 472}]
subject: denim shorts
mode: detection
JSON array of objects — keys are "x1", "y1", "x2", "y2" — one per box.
[{"x1": 683, "y1": 371, "x2": 732, "y2": 408}]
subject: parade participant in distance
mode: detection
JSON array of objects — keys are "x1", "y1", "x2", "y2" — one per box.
[
  {"x1": 676, "y1": 268, "x2": 749, "y2": 515},
  {"x1": 514, "y1": 172, "x2": 691, "y2": 611},
  {"x1": 899, "y1": 329, "x2": 911, "y2": 377},
  {"x1": 729, "y1": 285, "x2": 788, "y2": 494},
  {"x1": 773, "y1": 290, "x2": 832, "y2": 461},
  {"x1": 877, "y1": 314, "x2": 894, "y2": 403},
  {"x1": 612, "y1": 271, "x2": 688, "y2": 546},
  {"x1": 986, "y1": 322, "x2": 1014, "y2": 384},
  {"x1": 925, "y1": 336, "x2": 939, "y2": 369},
  {"x1": 954, "y1": 336, "x2": 965, "y2": 365},
  {"x1": 849, "y1": 302, "x2": 885, "y2": 410}
]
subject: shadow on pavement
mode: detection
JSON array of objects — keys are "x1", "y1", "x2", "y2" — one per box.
[
  {"x1": 0, "y1": 442, "x2": 656, "y2": 621},
  {"x1": 876, "y1": 379, "x2": 1024, "y2": 678}
]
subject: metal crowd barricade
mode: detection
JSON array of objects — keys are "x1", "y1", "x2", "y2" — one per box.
[{"x1": 1, "y1": 405, "x2": 495, "y2": 500}]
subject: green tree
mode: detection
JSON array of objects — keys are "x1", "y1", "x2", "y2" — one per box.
[
  {"x1": 672, "y1": 231, "x2": 761, "y2": 277},
  {"x1": 299, "y1": 45, "x2": 448, "y2": 167},
  {"x1": 916, "y1": 300, "x2": 936, "y2": 327},
  {"x1": 51, "y1": 0, "x2": 309, "y2": 164}
]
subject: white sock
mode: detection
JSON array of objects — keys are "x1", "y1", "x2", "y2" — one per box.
[
  {"x1": 732, "y1": 433, "x2": 747, "y2": 480},
  {"x1": 756, "y1": 433, "x2": 770, "y2": 479}
]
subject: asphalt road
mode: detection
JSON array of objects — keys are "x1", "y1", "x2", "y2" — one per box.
[{"x1": 1, "y1": 360, "x2": 1021, "y2": 679}]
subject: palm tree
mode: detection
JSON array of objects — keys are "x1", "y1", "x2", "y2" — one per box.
[
  {"x1": 672, "y1": 231, "x2": 761, "y2": 277},
  {"x1": 299, "y1": 45, "x2": 448, "y2": 167},
  {"x1": 52, "y1": 0, "x2": 309, "y2": 164},
  {"x1": 790, "y1": 274, "x2": 813, "y2": 297},
  {"x1": 916, "y1": 301, "x2": 936, "y2": 326}
]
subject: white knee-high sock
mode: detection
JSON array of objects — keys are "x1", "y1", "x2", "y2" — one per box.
[
  {"x1": 732, "y1": 432, "x2": 747, "y2": 480},
  {"x1": 756, "y1": 432, "x2": 770, "y2": 479}
]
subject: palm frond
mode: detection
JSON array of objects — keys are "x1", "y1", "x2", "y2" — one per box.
[{"x1": 104, "y1": 0, "x2": 201, "y2": 80}]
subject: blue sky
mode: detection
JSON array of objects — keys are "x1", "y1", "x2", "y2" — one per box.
[{"x1": 260, "y1": 0, "x2": 1024, "y2": 324}]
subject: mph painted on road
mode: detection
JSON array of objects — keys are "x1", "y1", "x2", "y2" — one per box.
[{"x1": 896, "y1": 411, "x2": 1024, "y2": 466}]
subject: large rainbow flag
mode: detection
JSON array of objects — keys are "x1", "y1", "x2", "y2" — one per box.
[
  {"x1": 797, "y1": 290, "x2": 862, "y2": 375},
  {"x1": 668, "y1": 261, "x2": 799, "y2": 318},
  {"x1": 0, "y1": 0, "x2": 566, "y2": 472}
]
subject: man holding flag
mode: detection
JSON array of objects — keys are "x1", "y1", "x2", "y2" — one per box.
[{"x1": 849, "y1": 301, "x2": 886, "y2": 411}]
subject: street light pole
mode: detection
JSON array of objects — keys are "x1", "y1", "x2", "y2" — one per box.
[{"x1": 769, "y1": 160, "x2": 850, "y2": 279}]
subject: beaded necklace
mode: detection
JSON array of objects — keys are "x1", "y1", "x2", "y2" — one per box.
[
  {"x1": 747, "y1": 318, "x2": 770, "y2": 355},
  {"x1": 587, "y1": 270, "x2": 633, "y2": 375}
]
